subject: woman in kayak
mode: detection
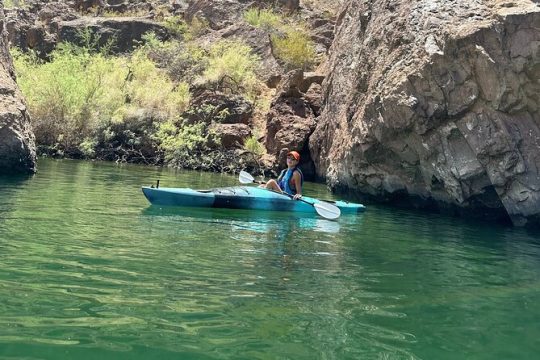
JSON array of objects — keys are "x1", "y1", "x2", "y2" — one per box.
[{"x1": 263, "y1": 151, "x2": 303, "y2": 199}]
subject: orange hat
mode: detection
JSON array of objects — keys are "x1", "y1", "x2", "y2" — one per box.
[{"x1": 287, "y1": 151, "x2": 300, "y2": 161}]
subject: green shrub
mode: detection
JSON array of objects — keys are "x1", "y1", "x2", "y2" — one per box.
[
  {"x1": 154, "y1": 119, "x2": 220, "y2": 167},
  {"x1": 272, "y1": 28, "x2": 316, "y2": 70},
  {"x1": 185, "y1": 16, "x2": 209, "y2": 40},
  {"x1": 161, "y1": 16, "x2": 188, "y2": 38},
  {"x1": 12, "y1": 28, "x2": 269, "y2": 168},
  {"x1": 244, "y1": 8, "x2": 282, "y2": 30},
  {"x1": 80, "y1": 138, "x2": 98, "y2": 158},
  {"x1": 12, "y1": 36, "x2": 191, "y2": 157},
  {"x1": 127, "y1": 50, "x2": 191, "y2": 119},
  {"x1": 202, "y1": 40, "x2": 260, "y2": 95},
  {"x1": 12, "y1": 47, "x2": 127, "y2": 152},
  {"x1": 140, "y1": 33, "x2": 207, "y2": 84},
  {"x1": 184, "y1": 104, "x2": 231, "y2": 124},
  {"x1": 244, "y1": 135, "x2": 265, "y2": 156},
  {"x1": 3, "y1": 0, "x2": 27, "y2": 9}
]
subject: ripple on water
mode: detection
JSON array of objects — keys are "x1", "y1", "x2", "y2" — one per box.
[{"x1": 1, "y1": 159, "x2": 540, "y2": 359}]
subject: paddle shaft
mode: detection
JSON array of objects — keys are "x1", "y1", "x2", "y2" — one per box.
[{"x1": 266, "y1": 188, "x2": 308, "y2": 203}]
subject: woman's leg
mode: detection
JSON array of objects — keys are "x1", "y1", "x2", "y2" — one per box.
[{"x1": 265, "y1": 179, "x2": 282, "y2": 192}]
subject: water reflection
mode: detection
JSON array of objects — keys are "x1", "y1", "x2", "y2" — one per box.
[{"x1": 141, "y1": 205, "x2": 364, "y2": 235}]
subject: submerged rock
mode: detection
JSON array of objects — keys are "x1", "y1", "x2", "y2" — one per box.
[
  {"x1": 310, "y1": 0, "x2": 540, "y2": 227},
  {"x1": 0, "y1": 4, "x2": 36, "y2": 174}
]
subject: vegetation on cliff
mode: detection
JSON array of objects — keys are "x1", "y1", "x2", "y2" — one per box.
[
  {"x1": 12, "y1": 28, "x2": 263, "y2": 169},
  {"x1": 8, "y1": 1, "x2": 328, "y2": 172},
  {"x1": 244, "y1": 8, "x2": 316, "y2": 69}
]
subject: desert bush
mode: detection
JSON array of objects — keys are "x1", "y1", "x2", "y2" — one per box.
[
  {"x1": 271, "y1": 27, "x2": 316, "y2": 70},
  {"x1": 139, "y1": 34, "x2": 262, "y2": 97},
  {"x1": 244, "y1": 8, "x2": 282, "y2": 30},
  {"x1": 243, "y1": 7, "x2": 317, "y2": 70},
  {"x1": 12, "y1": 33, "x2": 190, "y2": 159},
  {"x1": 126, "y1": 49, "x2": 191, "y2": 119},
  {"x1": 3, "y1": 0, "x2": 27, "y2": 9},
  {"x1": 202, "y1": 40, "x2": 260, "y2": 96},
  {"x1": 161, "y1": 16, "x2": 188, "y2": 38},
  {"x1": 12, "y1": 27, "x2": 266, "y2": 170},
  {"x1": 185, "y1": 16, "x2": 209, "y2": 40},
  {"x1": 244, "y1": 135, "x2": 265, "y2": 156},
  {"x1": 140, "y1": 33, "x2": 207, "y2": 84},
  {"x1": 154, "y1": 118, "x2": 220, "y2": 168},
  {"x1": 12, "y1": 46, "x2": 126, "y2": 154}
]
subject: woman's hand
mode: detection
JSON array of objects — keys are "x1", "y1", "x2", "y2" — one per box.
[{"x1": 293, "y1": 194, "x2": 302, "y2": 200}]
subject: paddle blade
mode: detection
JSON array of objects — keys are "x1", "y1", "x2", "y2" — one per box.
[
  {"x1": 239, "y1": 170, "x2": 255, "y2": 184},
  {"x1": 313, "y1": 201, "x2": 341, "y2": 220}
]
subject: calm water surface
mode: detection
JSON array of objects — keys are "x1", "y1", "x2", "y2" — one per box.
[{"x1": 0, "y1": 159, "x2": 539, "y2": 359}]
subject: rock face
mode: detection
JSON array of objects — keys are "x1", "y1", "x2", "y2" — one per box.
[
  {"x1": 0, "y1": 4, "x2": 36, "y2": 174},
  {"x1": 211, "y1": 123, "x2": 251, "y2": 149},
  {"x1": 4, "y1": 1, "x2": 171, "y2": 56},
  {"x1": 310, "y1": 0, "x2": 540, "y2": 227},
  {"x1": 185, "y1": 0, "x2": 300, "y2": 29},
  {"x1": 186, "y1": 89, "x2": 253, "y2": 125},
  {"x1": 59, "y1": 17, "x2": 168, "y2": 53},
  {"x1": 264, "y1": 70, "x2": 323, "y2": 177}
]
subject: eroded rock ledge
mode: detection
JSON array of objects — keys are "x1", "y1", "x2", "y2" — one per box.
[
  {"x1": 310, "y1": 0, "x2": 540, "y2": 227},
  {"x1": 0, "y1": 4, "x2": 36, "y2": 175}
]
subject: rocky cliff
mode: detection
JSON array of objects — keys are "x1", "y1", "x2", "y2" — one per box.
[
  {"x1": 4, "y1": 0, "x2": 540, "y2": 226},
  {"x1": 0, "y1": 3, "x2": 36, "y2": 174},
  {"x1": 310, "y1": 0, "x2": 540, "y2": 227}
]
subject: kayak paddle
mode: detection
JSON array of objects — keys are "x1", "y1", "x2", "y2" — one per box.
[
  {"x1": 239, "y1": 170, "x2": 265, "y2": 185},
  {"x1": 238, "y1": 170, "x2": 341, "y2": 220}
]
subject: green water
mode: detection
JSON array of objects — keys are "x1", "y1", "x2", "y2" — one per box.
[{"x1": 0, "y1": 159, "x2": 539, "y2": 359}]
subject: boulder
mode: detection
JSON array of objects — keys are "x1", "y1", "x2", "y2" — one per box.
[
  {"x1": 5, "y1": 2, "x2": 74, "y2": 56},
  {"x1": 4, "y1": 1, "x2": 168, "y2": 56},
  {"x1": 0, "y1": 4, "x2": 36, "y2": 174},
  {"x1": 210, "y1": 123, "x2": 251, "y2": 149},
  {"x1": 310, "y1": 0, "x2": 540, "y2": 227},
  {"x1": 307, "y1": 15, "x2": 336, "y2": 52}
]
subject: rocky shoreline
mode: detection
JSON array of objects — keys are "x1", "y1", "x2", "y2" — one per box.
[
  {"x1": 311, "y1": 0, "x2": 540, "y2": 227},
  {"x1": 1, "y1": 0, "x2": 539, "y2": 227}
]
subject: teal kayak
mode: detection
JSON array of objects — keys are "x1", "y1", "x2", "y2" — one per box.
[{"x1": 141, "y1": 186, "x2": 365, "y2": 215}]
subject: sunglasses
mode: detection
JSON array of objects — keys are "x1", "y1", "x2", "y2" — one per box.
[{"x1": 287, "y1": 156, "x2": 297, "y2": 160}]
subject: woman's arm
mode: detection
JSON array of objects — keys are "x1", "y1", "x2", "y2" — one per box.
[{"x1": 292, "y1": 171, "x2": 302, "y2": 199}]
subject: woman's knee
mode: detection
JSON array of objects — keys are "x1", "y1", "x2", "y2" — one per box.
[{"x1": 265, "y1": 179, "x2": 280, "y2": 190}]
